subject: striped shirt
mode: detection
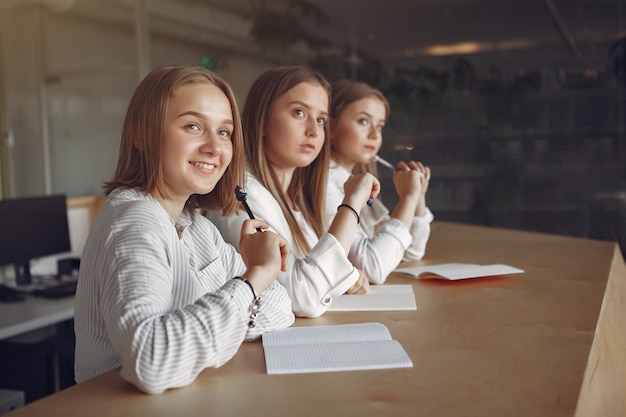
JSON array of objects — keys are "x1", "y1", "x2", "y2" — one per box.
[{"x1": 74, "y1": 188, "x2": 294, "y2": 394}]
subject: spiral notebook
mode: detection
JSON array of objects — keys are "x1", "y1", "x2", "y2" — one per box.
[{"x1": 262, "y1": 322, "x2": 413, "y2": 375}]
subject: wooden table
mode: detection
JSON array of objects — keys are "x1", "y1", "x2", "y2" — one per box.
[{"x1": 8, "y1": 222, "x2": 626, "y2": 417}]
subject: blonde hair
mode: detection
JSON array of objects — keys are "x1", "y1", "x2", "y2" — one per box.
[
  {"x1": 242, "y1": 66, "x2": 331, "y2": 256},
  {"x1": 105, "y1": 65, "x2": 244, "y2": 215},
  {"x1": 330, "y1": 79, "x2": 390, "y2": 177}
]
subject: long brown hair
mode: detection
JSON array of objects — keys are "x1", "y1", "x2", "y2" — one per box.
[
  {"x1": 329, "y1": 79, "x2": 390, "y2": 176},
  {"x1": 242, "y1": 66, "x2": 331, "y2": 256},
  {"x1": 105, "y1": 65, "x2": 244, "y2": 215}
]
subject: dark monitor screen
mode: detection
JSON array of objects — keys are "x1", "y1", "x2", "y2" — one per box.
[{"x1": 0, "y1": 194, "x2": 71, "y2": 286}]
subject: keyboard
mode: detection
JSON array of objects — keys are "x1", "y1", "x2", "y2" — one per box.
[
  {"x1": 32, "y1": 281, "x2": 77, "y2": 299},
  {"x1": 0, "y1": 284, "x2": 27, "y2": 302}
]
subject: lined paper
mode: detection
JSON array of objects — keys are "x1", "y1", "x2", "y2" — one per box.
[{"x1": 263, "y1": 322, "x2": 413, "y2": 375}]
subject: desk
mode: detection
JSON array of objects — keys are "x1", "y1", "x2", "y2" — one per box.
[
  {"x1": 7, "y1": 222, "x2": 626, "y2": 417},
  {"x1": 0, "y1": 295, "x2": 74, "y2": 341}
]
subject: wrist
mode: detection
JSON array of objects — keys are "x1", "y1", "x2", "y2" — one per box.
[{"x1": 233, "y1": 276, "x2": 262, "y2": 328}]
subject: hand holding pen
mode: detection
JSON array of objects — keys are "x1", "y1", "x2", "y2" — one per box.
[
  {"x1": 235, "y1": 185, "x2": 262, "y2": 232},
  {"x1": 235, "y1": 186, "x2": 290, "y2": 275}
]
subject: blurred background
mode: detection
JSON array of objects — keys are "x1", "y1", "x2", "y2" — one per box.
[{"x1": 1, "y1": 0, "x2": 624, "y2": 249}]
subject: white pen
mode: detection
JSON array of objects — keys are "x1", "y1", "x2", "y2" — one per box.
[
  {"x1": 373, "y1": 155, "x2": 431, "y2": 180},
  {"x1": 372, "y1": 155, "x2": 395, "y2": 171}
]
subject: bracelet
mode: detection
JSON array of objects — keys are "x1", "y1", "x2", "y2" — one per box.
[
  {"x1": 233, "y1": 276, "x2": 261, "y2": 328},
  {"x1": 337, "y1": 203, "x2": 359, "y2": 224}
]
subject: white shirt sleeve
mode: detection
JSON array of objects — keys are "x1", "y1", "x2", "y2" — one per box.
[
  {"x1": 209, "y1": 173, "x2": 359, "y2": 318},
  {"x1": 326, "y1": 164, "x2": 434, "y2": 284}
]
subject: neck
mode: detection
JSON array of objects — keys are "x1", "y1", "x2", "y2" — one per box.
[
  {"x1": 151, "y1": 192, "x2": 186, "y2": 225},
  {"x1": 332, "y1": 155, "x2": 356, "y2": 172},
  {"x1": 270, "y1": 164, "x2": 296, "y2": 210}
]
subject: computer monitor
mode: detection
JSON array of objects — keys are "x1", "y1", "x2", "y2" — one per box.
[{"x1": 0, "y1": 194, "x2": 71, "y2": 286}]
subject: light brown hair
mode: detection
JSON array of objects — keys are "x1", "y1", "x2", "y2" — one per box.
[
  {"x1": 242, "y1": 66, "x2": 331, "y2": 256},
  {"x1": 105, "y1": 65, "x2": 244, "y2": 215},
  {"x1": 330, "y1": 79, "x2": 390, "y2": 176}
]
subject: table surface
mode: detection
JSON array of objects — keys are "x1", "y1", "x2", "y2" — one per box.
[
  {"x1": 0, "y1": 293, "x2": 74, "y2": 340},
  {"x1": 7, "y1": 221, "x2": 626, "y2": 417}
]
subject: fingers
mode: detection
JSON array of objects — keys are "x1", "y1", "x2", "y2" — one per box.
[
  {"x1": 401, "y1": 161, "x2": 431, "y2": 181},
  {"x1": 344, "y1": 172, "x2": 380, "y2": 208},
  {"x1": 346, "y1": 274, "x2": 370, "y2": 294},
  {"x1": 370, "y1": 176, "x2": 381, "y2": 200},
  {"x1": 278, "y1": 235, "x2": 289, "y2": 272},
  {"x1": 240, "y1": 219, "x2": 269, "y2": 237}
]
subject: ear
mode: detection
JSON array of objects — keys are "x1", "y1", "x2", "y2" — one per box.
[{"x1": 133, "y1": 137, "x2": 144, "y2": 151}]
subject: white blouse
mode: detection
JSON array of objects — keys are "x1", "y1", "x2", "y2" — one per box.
[
  {"x1": 326, "y1": 161, "x2": 434, "y2": 284},
  {"x1": 74, "y1": 188, "x2": 294, "y2": 394},
  {"x1": 207, "y1": 172, "x2": 360, "y2": 318}
]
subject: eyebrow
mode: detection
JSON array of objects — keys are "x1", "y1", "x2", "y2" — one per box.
[
  {"x1": 176, "y1": 110, "x2": 234, "y2": 125},
  {"x1": 357, "y1": 111, "x2": 384, "y2": 122}
]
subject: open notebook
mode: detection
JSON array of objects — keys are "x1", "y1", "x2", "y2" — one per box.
[
  {"x1": 262, "y1": 322, "x2": 413, "y2": 375},
  {"x1": 327, "y1": 284, "x2": 417, "y2": 311},
  {"x1": 394, "y1": 263, "x2": 524, "y2": 280}
]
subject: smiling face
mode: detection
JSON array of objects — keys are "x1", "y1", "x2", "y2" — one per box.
[
  {"x1": 263, "y1": 81, "x2": 329, "y2": 177},
  {"x1": 331, "y1": 96, "x2": 387, "y2": 171},
  {"x1": 158, "y1": 81, "x2": 234, "y2": 208}
]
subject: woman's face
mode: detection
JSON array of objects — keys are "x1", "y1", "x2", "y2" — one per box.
[
  {"x1": 332, "y1": 96, "x2": 386, "y2": 170},
  {"x1": 264, "y1": 81, "x2": 329, "y2": 175},
  {"x1": 159, "y1": 82, "x2": 234, "y2": 204}
]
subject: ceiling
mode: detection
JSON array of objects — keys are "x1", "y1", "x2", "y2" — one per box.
[
  {"x1": 1, "y1": 0, "x2": 623, "y2": 75},
  {"x1": 199, "y1": 0, "x2": 625, "y2": 74}
]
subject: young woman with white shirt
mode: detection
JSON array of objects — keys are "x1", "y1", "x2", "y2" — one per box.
[
  {"x1": 207, "y1": 66, "x2": 379, "y2": 318},
  {"x1": 74, "y1": 65, "x2": 294, "y2": 394},
  {"x1": 326, "y1": 79, "x2": 434, "y2": 285}
]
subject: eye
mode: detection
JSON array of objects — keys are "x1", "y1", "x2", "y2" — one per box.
[
  {"x1": 317, "y1": 117, "x2": 327, "y2": 126},
  {"x1": 377, "y1": 124, "x2": 385, "y2": 132},
  {"x1": 218, "y1": 129, "x2": 232, "y2": 138},
  {"x1": 294, "y1": 109, "x2": 305, "y2": 118},
  {"x1": 186, "y1": 123, "x2": 201, "y2": 131},
  {"x1": 358, "y1": 118, "x2": 368, "y2": 126}
]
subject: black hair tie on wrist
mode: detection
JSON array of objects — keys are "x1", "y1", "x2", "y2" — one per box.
[{"x1": 337, "y1": 203, "x2": 359, "y2": 224}]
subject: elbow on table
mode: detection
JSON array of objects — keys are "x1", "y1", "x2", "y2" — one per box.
[
  {"x1": 122, "y1": 366, "x2": 196, "y2": 395},
  {"x1": 291, "y1": 299, "x2": 328, "y2": 318}
]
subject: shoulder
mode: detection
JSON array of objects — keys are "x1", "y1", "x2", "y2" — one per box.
[{"x1": 97, "y1": 189, "x2": 172, "y2": 242}]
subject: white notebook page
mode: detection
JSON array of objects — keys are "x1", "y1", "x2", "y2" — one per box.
[
  {"x1": 327, "y1": 285, "x2": 417, "y2": 311},
  {"x1": 263, "y1": 322, "x2": 413, "y2": 375}
]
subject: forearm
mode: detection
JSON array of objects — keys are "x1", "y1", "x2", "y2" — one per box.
[
  {"x1": 243, "y1": 279, "x2": 295, "y2": 340},
  {"x1": 390, "y1": 194, "x2": 420, "y2": 229},
  {"x1": 114, "y1": 281, "x2": 252, "y2": 394},
  {"x1": 328, "y1": 202, "x2": 361, "y2": 254},
  {"x1": 349, "y1": 218, "x2": 412, "y2": 284}
]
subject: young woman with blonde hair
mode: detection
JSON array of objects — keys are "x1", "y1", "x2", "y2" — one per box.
[
  {"x1": 74, "y1": 65, "x2": 294, "y2": 394},
  {"x1": 208, "y1": 66, "x2": 379, "y2": 318}
]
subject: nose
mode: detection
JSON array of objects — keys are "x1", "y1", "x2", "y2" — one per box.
[
  {"x1": 368, "y1": 125, "x2": 381, "y2": 140},
  {"x1": 200, "y1": 133, "x2": 223, "y2": 155},
  {"x1": 305, "y1": 118, "x2": 321, "y2": 138}
]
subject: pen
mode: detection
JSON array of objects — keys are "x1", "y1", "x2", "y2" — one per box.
[
  {"x1": 234, "y1": 186, "x2": 262, "y2": 232},
  {"x1": 373, "y1": 155, "x2": 395, "y2": 171},
  {"x1": 373, "y1": 155, "x2": 430, "y2": 180}
]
